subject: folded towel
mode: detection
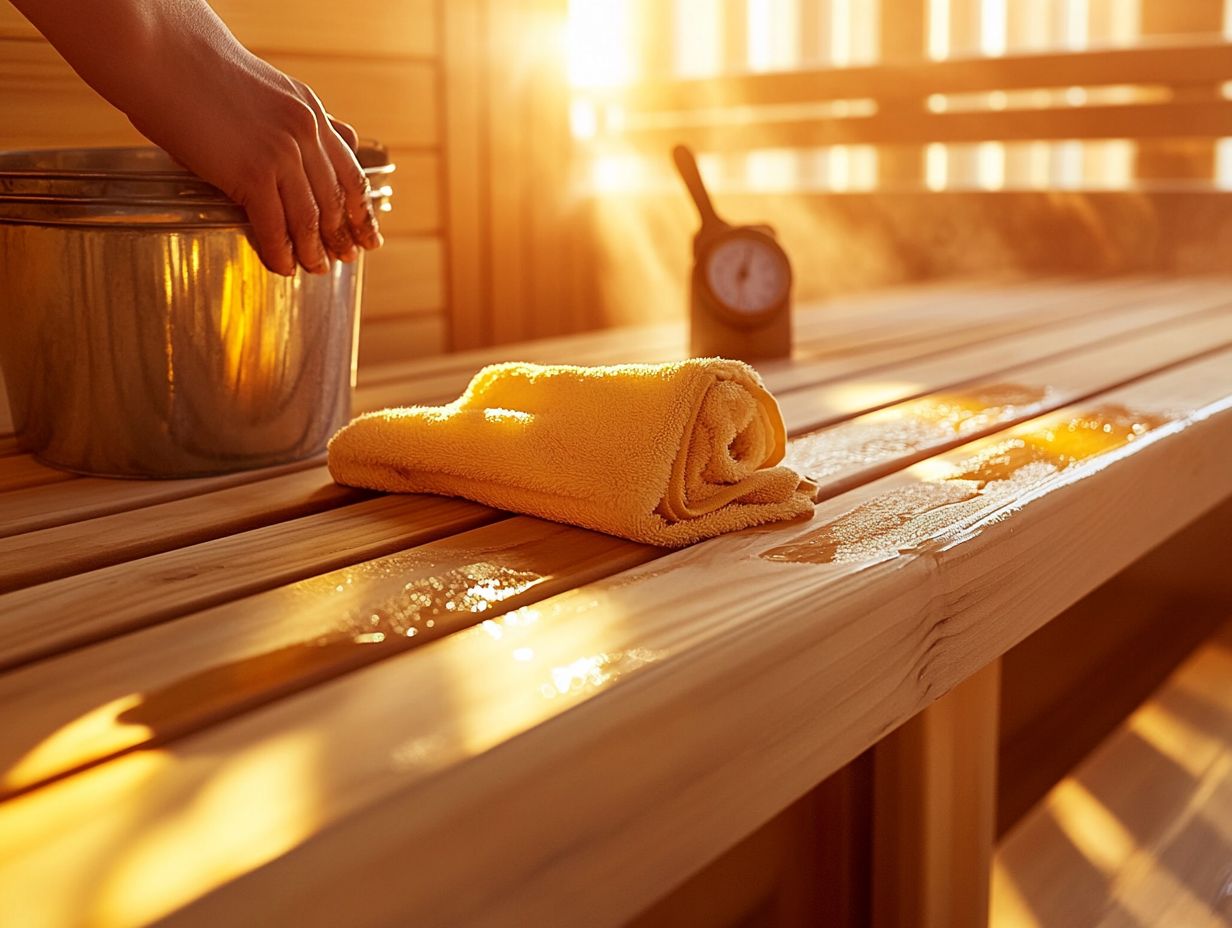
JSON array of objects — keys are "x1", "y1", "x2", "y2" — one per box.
[{"x1": 327, "y1": 358, "x2": 816, "y2": 547}]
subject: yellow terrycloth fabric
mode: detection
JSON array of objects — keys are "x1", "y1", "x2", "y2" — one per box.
[{"x1": 327, "y1": 358, "x2": 816, "y2": 548}]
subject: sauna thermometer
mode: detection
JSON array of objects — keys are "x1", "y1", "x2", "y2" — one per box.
[{"x1": 673, "y1": 145, "x2": 793, "y2": 359}]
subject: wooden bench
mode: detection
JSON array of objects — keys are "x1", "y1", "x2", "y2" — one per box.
[
  {"x1": 1, "y1": 277, "x2": 1231, "y2": 926},
  {"x1": 993, "y1": 616, "x2": 1232, "y2": 927}
]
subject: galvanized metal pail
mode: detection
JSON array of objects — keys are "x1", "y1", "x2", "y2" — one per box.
[{"x1": 0, "y1": 144, "x2": 394, "y2": 477}]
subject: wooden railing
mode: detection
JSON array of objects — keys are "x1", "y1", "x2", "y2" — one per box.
[{"x1": 580, "y1": 39, "x2": 1232, "y2": 152}]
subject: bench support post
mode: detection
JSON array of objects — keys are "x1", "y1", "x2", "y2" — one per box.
[{"x1": 871, "y1": 659, "x2": 1001, "y2": 928}]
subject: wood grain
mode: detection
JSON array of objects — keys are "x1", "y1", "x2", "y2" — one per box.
[
  {"x1": 356, "y1": 314, "x2": 449, "y2": 366},
  {"x1": 0, "y1": 459, "x2": 322, "y2": 540},
  {"x1": 379, "y1": 150, "x2": 441, "y2": 237},
  {"x1": 1, "y1": 304, "x2": 1227, "y2": 809},
  {"x1": 2, "y1": 350, "x2": 1229, "y2": 928},
  {"x1": 992, "y1": 619, "x2": 1232, "y2": 928},
  {"x1": 0, "y1": 469, "x2": 364, "y2": 592},
  {"x1": 874, "y1": 661, "x2": 1001, "y2": 928},
  {"x1": 361, "y1": 238, "x2": 445, "y2": 320},
  {"x1": 0, "y1": 42, "x2": 438, "y2": 150},
  {"x1": 0, "y1": 517, "x2": 658, "y2": 795},
  {"x1": 0, "y1": 456, "x2": 72, "y2": 494},
  {"x1": 2, "y1": 284, "x2": 1221, "y2": 657},
  {"x1": 0, "y1": 494, "x2": 500, "y2": 674},
  {"x1": 0, "y1": 0, "x2": 439, "y2": 59}
]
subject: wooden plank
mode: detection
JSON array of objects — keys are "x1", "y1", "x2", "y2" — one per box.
[
  {"x1": 377, "y1": 150, "x2": 441, "y2": 237},
  {"x1": 0, "y1": 42, "x2": 437, "y2": 149},
  {"x1": 1136, "y1": 0, "x2": 1224, "y2": 182},
  {"x1": 355, "y1": 277, "x2": 1191, "y2": 412},
  {"x1": 263, "y1": 54, "x2": 438, "y2": 149},
  {"x1": 873, "y1": 661, "x2": 1001, "y2": 928},
  {"x1": 357, "y1": 313, "x2": 448, "y2": 366},
  {"x1": 2, "y1": 350, "x2": 1229, "y2": 928},
  {"x1": 590, "y1": 40, "x2": 1232, "y2": 112},
  {"x1": 0, "y1": 518, "x2": 656, "y2": 795},
  {"x1": 440, "y1": 0, "x2": 488, "y2": 350},
  {"x1": 779, "y1": 294, "x2": 1232, "y2": 440},
  {"x1": 0, "y1": 458, "x2": 322, "y2": 540},
  {"x1": 2, "y1": 295, "x2": 1227, "y2": 802},
  {"x1": 355, "y1": 276, "x2": 1041, "y2": 388},
  {"x1": 0, "y1": 494, "x2": 499, "y2": 675},
  {"x1": 0, "y1": 456, "x2": 72, "y2": 494},
  {"x1": 484, "y1": 0, "x2": 530, "y2": 346},
  {"x1": 0, "y1": 469, "x2": 365, "y2": 592},
  {"x1": 361, "y1": 237, "x2": 445, "y2": 320},
  {"x1": 607, "y1": 100, "x2": 1232, "y2": 154},
  {"x1": 992, "y1": 619, "x2": 1232, "y2": 928},
  {"x1": 0, "y1": 0, "x2": 439, "y2": 59}
]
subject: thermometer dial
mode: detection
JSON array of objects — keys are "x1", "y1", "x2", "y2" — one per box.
[{"x1": 702, "y1": 229, "x2": 792, "y2": 319}]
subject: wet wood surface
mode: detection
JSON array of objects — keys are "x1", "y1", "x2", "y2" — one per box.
[{"x1": 1, "y1": 277, "x2": 1231, "y2": 928}]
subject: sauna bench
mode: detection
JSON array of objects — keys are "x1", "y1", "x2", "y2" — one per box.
[{"x1": 1, "y1": 275, "x2": 1231, "y2": 928}]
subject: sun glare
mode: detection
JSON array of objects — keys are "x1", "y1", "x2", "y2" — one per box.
[{"x1": 567, "y1": 0, "x2": 633, "y2": 88}]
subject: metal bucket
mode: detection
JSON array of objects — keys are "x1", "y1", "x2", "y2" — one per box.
[{"x1": 0, "y1": 144, "x2": 394, "y2": 478}]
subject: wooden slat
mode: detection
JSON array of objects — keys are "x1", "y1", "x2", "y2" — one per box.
[
  {"x1": 2, "y1": 281, "x2": 1130, "y2": 645},
  {"x1": 0, "y1": 277, "x2": 1208, "y2": 519},
  {"x1": 0, "y1": 0, "x2": 439, "y2": 59},
  {"x1": 591, "y1": 40, "x2": 1232, "y2": 113},
  {"x1": 440, "y1": 0, "x2": 488, "y2": 350},
  {"x1": 361, "y1": 237, "x2": 445, "y2": 320},
  {"x1": 263, "y1": 54, "x2": 438, "y2": 149},
  {"x1": 992, "y1": 619, "x2": 1232, "y2": 928},
  {"x1": 607, "y1": 100, "x2": 1232, "y2": 154},
  {"x1": 0, "y1": 456, "x2": 71, "y2": 494},
  {"x1": 0, "y1": 278, "x2": 1043, "y2": 537},
  {"x1": 786, "y1": 304, "x2": 1232, "y2": 493},
  {"x1": 357, "y1": 314, "x2": 449, "y2": 367},
  {"x1": 2, "y1": 350, "x2": 1229, "y2": 928},
  {"x1": 2, "y1": 293, "x2": 1227, "y2": 799},
  {"x1": 0, "y1": 458, "x2": 322, "y2": 540},
  {"x1": 0, "y1": 469, "x2": 364, "y2": 592},
  {"x1": 0, "y1": 494, "x2": 499, "y2": 675},
  {"x1": 378, "y1": 150, "x2": 441, "y2": 237},
  {"x1": 0, "y1": 518, "x2": 656, "y2": 795},
  {"x1": 355, "y1": 275, "x2": 1038, "y2": 388},
  {"x1": 0, "y1": 42, "x2": 437, "y2": 149},
  {"x1": 355, "y1": 277, "x2": 1187, "y2": 412}
]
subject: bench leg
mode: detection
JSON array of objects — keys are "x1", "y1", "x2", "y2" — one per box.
[{"x1": 871, "y1": 659, "x2": 1001, "y2": 928}]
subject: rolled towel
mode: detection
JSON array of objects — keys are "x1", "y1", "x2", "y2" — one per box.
[{"x1": 327, "y1": 358, "x2": 817, "y2": 547}]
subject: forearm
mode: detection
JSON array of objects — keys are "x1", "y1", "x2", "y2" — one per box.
[{"x1": 9, "y1": 0, "x2": 243, "y2": 123}]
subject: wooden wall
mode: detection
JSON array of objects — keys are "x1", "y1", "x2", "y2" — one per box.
[{"x1": 0, "y1": 0, "x2": 447, "y2": 366}]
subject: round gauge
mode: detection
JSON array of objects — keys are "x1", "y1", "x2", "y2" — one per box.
[{"x1": 703, "y1": 230, "x2": 791, "y2": 317}]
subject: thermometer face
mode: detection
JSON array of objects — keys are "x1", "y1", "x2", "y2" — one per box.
[{"x1": 703, "y1": 232, "x2": 791, "y2": 315}]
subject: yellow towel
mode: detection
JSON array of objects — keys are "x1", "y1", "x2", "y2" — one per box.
[{"x1": 327, "y1": 358, "x2": 816, "y2": 547}]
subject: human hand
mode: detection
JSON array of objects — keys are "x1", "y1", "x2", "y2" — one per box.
[
  {"x1": 11, "y1": 0, "x2": 384, "y2": 276},
  {"x1": 127, "y1": 46, "x2": 385, "y2": 276}
]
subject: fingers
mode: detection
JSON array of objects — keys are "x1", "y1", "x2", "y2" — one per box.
[
  {"x1": 276, "y1": 162, "x2": 330, "y2": 275},
  {"x1": 293, "y1": 88, "x2": 379, "y2": 259},
  {"x1": 328, "y1": 115, "x2": 359, "y2": 153},
  {"x1": 300, "y1": 142, "x2": 356, "y2": 263},
  {"x1": 323, "y1": 134, "x2": 383, "y2": 251},
  {"x1": 240, "y1": 181, "x2": 295, "y2": 276}
]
